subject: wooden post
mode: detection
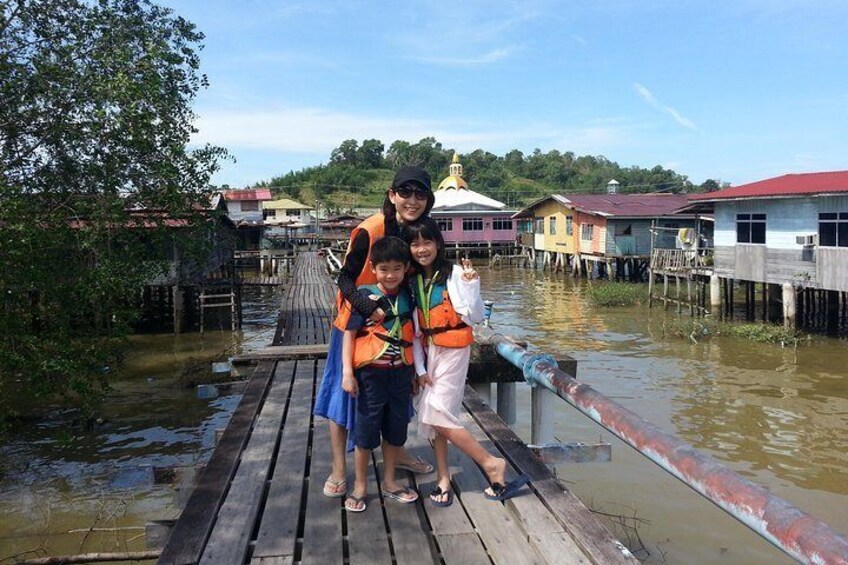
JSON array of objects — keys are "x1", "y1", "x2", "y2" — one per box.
[
  {"x1": 531, "y1": 386, "x2": 555, "y2": 445},
  {"x1": 496, "y1": 383, "x2": 516, "y2": 425},
  {"x1": 710, "y1": 275, "x2": 721, "y2": 317},
  {"x1": 199, "y1": 292, "x2": 205, "y2": 335},
  {"x1": 782, "y1": 283, "x2": 796, "y2": 329},
  {"x1": 687, "y1": 276, "x2": 693, "y2": 315},
  {"x1": 676, "y1": 276, "x2": 682, "y2": 313},
  {"x1": 173, "y1": 285, "x2": 183, "y2": 334},
  {"x1": 663, "y1": 274, "x2": 669, "y2": 310},
  {"x1": 647, "y1": 266, "x2": 654, "y2": 308},
  {"x1": 470, "y1": 382, "x2": 491, "y2": 405}
]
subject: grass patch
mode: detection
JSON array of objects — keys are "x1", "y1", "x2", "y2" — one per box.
[
  {"x1": 587, "y1": 282, "x2": 649, "y2": 307},
  {"x1": 665, "y1": 319, "x2": 806, "y2": 347}
]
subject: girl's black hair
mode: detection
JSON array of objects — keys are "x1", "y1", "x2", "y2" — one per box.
[
  {"x1": 400, "y1": 216, "x2": 453, "y2": 286},
  {"x1": 382, "y1": 181, "x2": 436, "y2": 236}
]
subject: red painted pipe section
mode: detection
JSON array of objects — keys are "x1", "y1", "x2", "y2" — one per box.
[{"x1": 493, "y1": 334, "x2": 848, "y2": 565}]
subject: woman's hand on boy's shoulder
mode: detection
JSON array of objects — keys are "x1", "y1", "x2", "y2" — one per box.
[{"x1": 460, "y1": 258, "x2": 478, "y2": 282}]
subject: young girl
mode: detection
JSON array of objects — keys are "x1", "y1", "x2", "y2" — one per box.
[{"x1": 403, "y1": 218, "x2": 529, "y2": 506}]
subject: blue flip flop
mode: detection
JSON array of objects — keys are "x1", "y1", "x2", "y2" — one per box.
[{"x1": 484, "y1": 473, "x2": 530, "y2": 501}]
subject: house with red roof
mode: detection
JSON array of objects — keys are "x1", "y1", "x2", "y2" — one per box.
[
  {"x1": 685, "y1": 171, "x2": 848, "y2": 292},
  {"x1": 513, "y1": 190, "x2": 702, "y2": 277},
  {"x1": 221, "y1": 188, "x2": 273, "y2": 249}
]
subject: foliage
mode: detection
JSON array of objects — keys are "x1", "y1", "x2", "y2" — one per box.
[
  {"x1": 0, "y1": 0, "x2": 227, "y2": 423},
  {"x1": 665, "y1": 319, "x2": 806, "y2": 347},
  {"x1": 258, "y1": 136, "x2": 696, "y2": 210},
  {"x1": 587, "y1": 282, "x2": 649, "y2": 307}
]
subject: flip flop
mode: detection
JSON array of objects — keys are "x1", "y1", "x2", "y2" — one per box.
[
  {"x1": 381, "y1": 486, "x2": 419, "y2": 504},
  {"x1": 323, "y1": 476, "x2": 347, "y2": 498},
  {"x1": 484, "y1": 473, "x2": 531, "y2": 501},
  {"x1": 395, "y1": 456, "x2": 434, "y2": 474},
  {"x1": 344, "y1": 493, "x2": 367, "y2": 513},
  {"x1": 429, "y1": 485, "x2": 453, "y2": 507}
]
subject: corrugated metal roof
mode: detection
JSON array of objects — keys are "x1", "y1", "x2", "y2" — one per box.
[
  {"x1": 265, "y1": 198, "x2": 312, "y2": 210},
  {"x1": 690, "y1": 171, "x2": 848, "y2": 201},
  {"x1": 222, "y1": 188, "x2": 273, "y2": 201},
  {"x1": 513, "y1": 193, "x2": 689, "y2": 218}
]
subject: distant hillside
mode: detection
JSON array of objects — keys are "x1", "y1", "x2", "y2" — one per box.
[{"x1": 254, "y1": 137, "x2": 713, "y2": 212}]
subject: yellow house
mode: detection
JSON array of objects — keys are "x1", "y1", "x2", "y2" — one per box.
[{"x1": 514, "y1": 195, "x2": 577, "y2": 253}]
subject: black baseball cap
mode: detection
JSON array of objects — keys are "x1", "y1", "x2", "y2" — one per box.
[{"x1": 392, "y1": 166, "x2": 431, "y2": 192}]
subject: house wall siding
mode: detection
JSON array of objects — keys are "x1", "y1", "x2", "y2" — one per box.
[{"x1": 432, "y1": 211, "x2": 516, "y2": 244}]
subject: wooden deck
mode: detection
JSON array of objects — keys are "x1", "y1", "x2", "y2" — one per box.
[{"x1": 159, "y1": 252, "x2": 635, "y2": 565}]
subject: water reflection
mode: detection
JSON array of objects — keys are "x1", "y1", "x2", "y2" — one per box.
[{"x1": 480, "y1": 267, "x2": 848, "y2": 564}]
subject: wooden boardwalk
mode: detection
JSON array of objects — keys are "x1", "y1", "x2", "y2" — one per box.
[{"x1": 160, "y1": 252, "x2": 635, "y2": 565}]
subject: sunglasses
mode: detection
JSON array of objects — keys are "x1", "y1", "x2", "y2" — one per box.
[{"x1": 393, "y1": 186, "x2": 429, "y2": 201}]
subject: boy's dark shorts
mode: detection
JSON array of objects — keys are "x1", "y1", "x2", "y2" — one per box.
[{"x1": 353, "y1": 364, "x2": 414, "y2": 450}]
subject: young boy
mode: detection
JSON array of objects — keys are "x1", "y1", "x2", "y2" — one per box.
[{"x1": 341, "y1": 236, "x2": 422, "y2": 512}]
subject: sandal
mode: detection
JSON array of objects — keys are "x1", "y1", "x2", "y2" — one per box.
[
  {"x1": 395, "y1": 456, "x2": 434, "y2": 474},
  {"x1": 344, "y1": 493, "x2": 367, "y2": 513},
  {"x1": 484, "y1": 473, "x2": 530, "y2": 501},
  {"x1": 323, "y1": 476, "x2": 347, "y2": 498},
  {"x1": 429, "y1": 485, "x2": 453, "y2": 507},
  {"x1": 381, "y1": 486, "x2": 419, "y2": 504}
]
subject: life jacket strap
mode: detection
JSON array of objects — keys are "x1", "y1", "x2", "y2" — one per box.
[
  {"x1": 374, "y1": 333, "x2": 413, "y2": 348},
  {"x1": 421, "y1": 322, "x2": 469, "y2": 337}
]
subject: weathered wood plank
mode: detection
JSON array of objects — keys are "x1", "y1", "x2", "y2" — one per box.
[
  {"x1": 199, "y1": 361, "x2": 296, "y2": 564},
  {"x1": 435, "y1": 532, "x2": 493, "y2": 565},
  {"x1": 300, "y1": 366, "x2": 344, "y2": 565},
  {"x1": 346, "y1": 453, "x2": 392, "y2": 565},
  {"x1": 159, "y1": 361, "x2": 277, "y2": 565},
  {"x1": 252, "y1": 360, "x2": 315, "y2": 559},
  {"x1": 460, "y1": 410, "x2": 590, "y2": 565},
  {"x1": 231, "y1": 344, "x2": 329, "y2": 364},
  {"x1": 462, "y1": 385, "x2": 637, "y2": 564},
  {"x1": 446, "y1": 441, "x2": 544, "y2": 565}
]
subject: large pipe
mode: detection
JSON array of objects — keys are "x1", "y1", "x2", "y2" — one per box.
[{"x1": 492, "y1": 334, "x2": 848, "y2": 565}]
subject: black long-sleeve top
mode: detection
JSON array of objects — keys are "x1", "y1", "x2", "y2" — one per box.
[{"x1": 337, "y1": 214, "x2": 399, "y2": 317}]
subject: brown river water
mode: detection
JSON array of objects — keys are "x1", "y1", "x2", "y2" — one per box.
[{"x1": 0, "y1": 273, "x2": 846, "y2": 564}]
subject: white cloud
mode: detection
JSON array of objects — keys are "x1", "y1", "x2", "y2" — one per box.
[
  {"x1": 633, "y1": 82, "x2": 698, "y2": 131},
  {"x1": 417, "y1": 47, "x2": 514, "y2": 66},
  {"x1": 193, "y1": 105, "x2": 633, "y2": 158}
]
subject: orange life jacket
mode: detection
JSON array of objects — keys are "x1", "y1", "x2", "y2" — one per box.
[
  {"x1": 333, "y1": 213, "x2": 385, "y2": 331},
  {"x1": 414, "y1": 272, "x2": 474, "y2": 348},
  {"x1": 352, "y1": 285, "x2": 415, "y2": 369}
]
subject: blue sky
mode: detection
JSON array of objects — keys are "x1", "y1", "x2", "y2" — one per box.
[{"x1": 173, "y1": 0, "x2": 848, "y2": 188}]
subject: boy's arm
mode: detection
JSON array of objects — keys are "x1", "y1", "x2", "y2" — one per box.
[{"x1": 341, "y1": 329, "x2": 359, "y2": 397}]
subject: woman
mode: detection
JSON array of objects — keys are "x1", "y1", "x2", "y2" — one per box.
[{"x1": 314, "y1": 166, "x2": 435, "y2": 498}]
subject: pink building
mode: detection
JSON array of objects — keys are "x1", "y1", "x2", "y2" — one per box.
[{"x1": 431, "y1": 154, "x2": 518, "y2": 247}]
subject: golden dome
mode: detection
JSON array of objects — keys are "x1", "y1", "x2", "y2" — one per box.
[
  {"x1": 438, "y1": 153, "x2": 467, "y2": 190},
  {"x1": 437, "y1": 175, "x2": 469, "y2": 191}
]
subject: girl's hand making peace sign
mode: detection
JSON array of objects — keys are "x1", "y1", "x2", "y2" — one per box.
[{"x1": 461, "y1": 258, "x2": 478, "y2": 282}]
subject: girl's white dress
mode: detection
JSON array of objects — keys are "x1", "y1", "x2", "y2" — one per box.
[{"x1": 416, "y1": 264, "x2": 485, "y2": 440}]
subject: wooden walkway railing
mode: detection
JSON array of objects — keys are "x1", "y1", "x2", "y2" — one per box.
[{"x1": 159, "y1": 252, "x2": 634, "y2": 564}]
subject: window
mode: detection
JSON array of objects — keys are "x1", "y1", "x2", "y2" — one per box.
[
  {"x1": 548, "y1": 216, "x2": 557, "y2": 235},
  {"x1": 492, "y1": 218, "x2": 512, "y2": 230},
  {"x1": 437, "y1": 218, "x2": 453, "y2": 232},
  {"x1": 534, "y1": 218, "x2": 544, "y2": 234},
  {"x1": 819, "y1": 212, "x2": 848, "y2": 247},
  {"x1": 241, "y1": 201, "x2": 259, "y2": 212},
  {"x1": 736, "y1": 213, "x2": 766, "y2": 244},
  {"x1": 582, "y1": 224, "x2": 594, "y2": 240},
  {"x1": 566, "y1": 215, "x2": 573, "y2": 236},
  {"x1": 463, "y1": 218, "x2": 483, "y2": 231}
]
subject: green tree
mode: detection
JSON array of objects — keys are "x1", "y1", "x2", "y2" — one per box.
[
  {"x1": 330, "y1": 139, "x2": 359, "y2": 165},
  {"x1": 0, "y1": 0, "x2": 226, "y2": 423},
  {"x1": 357, "y1": 139, "x2": 385, "y2": 169}
]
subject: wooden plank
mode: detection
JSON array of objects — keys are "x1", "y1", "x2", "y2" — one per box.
[
  {"x1": 252, "y1": 360, "x2": 315, "y2": 559},
  {"x1": 462, "y1": 385, "x2": 638, "y2": 564},
  {"x1": 446, "y1": 439, "x2": 544, "y2": 565},
  {"x1": 159, "y1": 361, "x2": 277, "y2": 565},
  {"x1": 250, "y1": 557, "x2": 293, "y2": 565},
  {"x1": 300, "y1": 362, "x2": 344, "y2": 565},
  {"x1": 346, "y1": 453, "x2": 392, "y2": 565},
  {"x1": 374, "y1": 443, "x2": 438, "y2": 565},
  {"x1": 200, "y1": 361, "x2": 296, "y2": 564},
  {"x1": 404, "y1": 425, "x2": 492, "y2": 565},
  {"x1": 459, "y1": 411, "x2": 589, "y2": 565},
  {"x1": 231, "y1": 344, "x2": 329, "y2": 364}
]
